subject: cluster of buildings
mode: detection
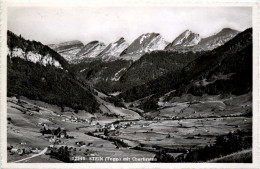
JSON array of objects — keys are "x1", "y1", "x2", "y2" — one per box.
[
  {"x1": 9, "y1": 143, "x2": 42, "y2": 156},
  {"x1": 60, "y1": 115, "x2": 90, "y2": 124},
  {"x1": 105, "y1": 121, "x2": 136, "y2": 131}
]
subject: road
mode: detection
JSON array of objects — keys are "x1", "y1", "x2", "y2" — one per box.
[{"x1": 13, "y1": 147, "x2": 48, "y2": 163}]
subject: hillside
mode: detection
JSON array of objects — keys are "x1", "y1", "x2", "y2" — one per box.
[
  {"x1": 7, "y1": 31, "x2": 68, "y2": 68},
  {"x1": 71, "y1": 59, "x2": 133, "y2": 93},
  {"x1": 118, "y1": 50, "x2": 205, "y2": 90},
  {"x1": 7, "y1": 31, "x2": 99, "y2": 112},
  {"x1": 73, "y1": 50, "x2": 206, "y2": 94},
  {"x1": 208, "y1": 149, "x2": 252, "y2": 163}
]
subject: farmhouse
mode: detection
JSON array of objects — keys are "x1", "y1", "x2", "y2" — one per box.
[{"x1": 109, "y1": 124, "x2": 116, "y2": 130}]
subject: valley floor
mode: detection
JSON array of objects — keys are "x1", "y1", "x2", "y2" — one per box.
[{"x1": 6, "y1": 93, "x2": 252, "y2": 163}]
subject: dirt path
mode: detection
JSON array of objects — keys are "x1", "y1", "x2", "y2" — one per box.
[{"x1": 13, "y1": 147, "x2": 48, "y2": 163}]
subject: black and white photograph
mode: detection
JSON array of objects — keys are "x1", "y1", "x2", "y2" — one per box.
[{"x1": 1, "y1": 0, "x2": 260, "y2": 168}]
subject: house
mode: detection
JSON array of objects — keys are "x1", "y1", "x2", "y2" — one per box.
[
  {"x1": 60, "y1": 132, "x2": 66, "y2": 138},
  {"x1": 142, "y1": 123, "x2": 149, "y2": 128},
  {"x1": 110, "y1": 124, "x2": 115, "y2": 130},
  {"x1": 75, "y1": 141, "x2": 86, "y2": 147},
  {"x1": 31, "y1": 148, "x2": 41, "y2": 153},
  {"x1": 49, "y1": 136, "x2": 60, "y2": 143}
]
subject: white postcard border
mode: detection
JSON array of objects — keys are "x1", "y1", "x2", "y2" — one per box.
[{"x1": 1, "y1": 1, "x2": 259, "y2": 168}]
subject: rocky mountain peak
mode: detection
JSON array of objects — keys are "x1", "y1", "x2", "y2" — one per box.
[
  {"x1": 97, "y1": 38, "x2": 129, "y2": 61},
  {"x1": 47, "y1": 40, "x2": 84, "y2": 63},
  {"x1": 75, "y1": 41, "x2": 106, "y2": 60},
  {"x1": 120, "y1": 32, "x2": 168, "y2": 60},
  {"x1": 168, "y1": 30, "x2": 201, "y2": 48},
  {"x1": 115, "y1": 37, "x2": 126, "y2": 44}
]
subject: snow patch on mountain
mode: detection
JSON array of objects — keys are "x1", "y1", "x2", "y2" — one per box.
[
  {"x1": 174, "y1": 30, "x2": 191, "y2": 45},
  {"x1": 80, "y1": 68, "x2": 87, "y2": 73},
  {"x1": 167, "y1": 30, "x2": 201, "y2": 49},
  {"x1": 76, "y1": 41, "x2": 106, "y2": 60},
  {"x1": 98, "y1": 38, "x2": 129, "y2": 61},
  {"x1": 121, "y1": 33, "x2": 169, "y2": 60},
  {"x1": 111, "y1": 68, "x2": 127, "y2": 81},
  {"x1": 140, "y1": 34, "x2": 151, "y2": 44},
  {"x1": 59, "y1": 48, "x2": 82, "y2": 62},
  {"x1": 144, "y1": 35, "x2": 168, "y2": 52}
]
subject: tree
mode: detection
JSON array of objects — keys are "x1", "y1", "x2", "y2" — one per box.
[
  {"x1": 61, "y1": 105, "x2": 65, "y2": 112},
  {"x1": 187, "y1": 94, "x2": 194, "y2": 105},
  {"x1": 104, "y1": 128, "x2": 108, "y2": 136}
]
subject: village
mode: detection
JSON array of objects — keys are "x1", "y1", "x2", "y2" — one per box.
[{"x1": 7, "y1": 92, "x2": 252, "y2": 163}]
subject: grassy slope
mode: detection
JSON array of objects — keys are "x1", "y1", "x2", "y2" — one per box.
[{"x1": 208, "y1": 149, "x2": 252, "y2": 163}]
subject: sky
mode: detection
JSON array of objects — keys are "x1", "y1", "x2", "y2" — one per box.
[{"x1": 7, "y1": 6, "x2": 252, "y2": 45}]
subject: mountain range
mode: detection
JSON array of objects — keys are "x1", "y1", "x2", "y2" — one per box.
[
  {"x1": 48, "y1": 28, "x2": 239, "y2": 63},
  {"x1": 7, "y1": 27, "x2": 252, "y2": 113},
  {"x1": 119, "y1": 28, "x2": 252, "y2": 106},
  {"x1": 166, "y1": 28, "x2": 240, "y2": 52}
]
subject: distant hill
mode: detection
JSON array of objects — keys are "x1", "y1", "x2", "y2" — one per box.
[
  {"x1": 71, "y1": 59, "x2": 133, "y2": 93},
  {"x1": 118, "y1": 50, "x2": 205, "y2": 91},
  {"x1": 73, "y1": 50, "x2": 206, "y2": 94}
]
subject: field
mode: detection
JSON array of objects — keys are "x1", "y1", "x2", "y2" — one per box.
[
  {"x1": 6, "y1": 93, "x2": 252, "y2": 163},
  {"x1": 7, "y1": 97, "x2": 153, "y2": 163}
]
